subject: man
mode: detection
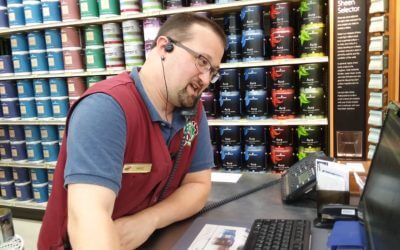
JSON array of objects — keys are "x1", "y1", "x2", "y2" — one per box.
[{"x1": 38, "y1": 13, "x2": 225, "y2": 249}]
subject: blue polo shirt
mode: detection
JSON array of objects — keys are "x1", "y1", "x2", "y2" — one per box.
[{"x1": 64, "y1": 69, "x2": 214, "y2": 194}]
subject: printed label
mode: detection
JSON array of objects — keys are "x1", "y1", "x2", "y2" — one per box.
[
  {"x1": 53, "y1": 105, "x2": 60, "y2": 114},
  {"x1": 87, "y1": 55, "x2": 94, "y2": 64},
  {"x1": 32, "y1": 172, "x2": 36, "y2": 180},
  {"x1": 26, "y1": 130, "x2": 32, "y2": 137},
  {"x1": 34, "y1": 191, "x2": 39, "y2": 199},
  {"x1": 51, "y1": 85, "x2": 57, "y2": 92},
  {"x1": 81, "y1": 2, "x2": 88, "y2": 12},
  {"x1": 101, "y1": 0, "x2": 110, "y2": 9},
  {"x1": 18, "y1": 86, "x2": 24, "y2": 93},
  {"x1": 65, "y1": 55, "x2": 72, "y2": 65},
  {"x1": 61, "y1": 33, "x2": 67, "y2": 43},
  {"x1": 14, "y1": 60, "x2": 20, "y2": 69},
  {"x1": 25, "y1": 9, "x2": 32, "y2": 19},
  {"x1": 28, "y1": 149, "x2": 33, "y2": 157},
  {"x1": 21, "y1": 106, "x2": 26, "y2": 114},
  {"x1": 10, "y1": 130, "x2": 15, "y2": 137},
  {"x1": 0, "y1": 86, "x2": 4, "y2": 94},
  {"x1": 68, "y1": 83, "x2": 75, "y2": 92},
  {"x1": 43, "y1": 7, "x2": 50, "y2": 17},
  {"x1": 41, "y1": 130, "x2": 48, "y2": 138},
  {"x1": 48, "y1": 58, "x2": 54, "y2": 66},
  {"x1": 38, "y1": 106, "x2": 44, "y2": 114},
  {"x1": 3, "y1": 106, "x2": 9, "y2": 115},
  {"x1": 0, "y1": 61, "x2": 4, "y2": 69},
  {"x1": 9, "y1": 13, "x2": 15, "y2": 21},
  {"x1": 12, "y1": 149, "x2": 17, "y2": 157},
  {"x1": 62, "y1": 5, "x2": 69, "y2": 15},
  {"x1": 35, "y1": 85, "x2": 43, "y2": 93},
  {"x1": 45, "y1": 35, "x2": 51, "y2": 44},
  {"x1": 11, "y1": 39, "x2": 17, "y2": 47},
  {"x1": 44, "y1": 150, "x2": 49, "y2": 157},
  {"x1": 29, "y1": 37, "x2": 36, "y2": 46},
  {"x1": 86, "y1": 31, "x2": 94, "y2": 41},
  {"x1": 31, "y1": 58, "x2": 38, "y2": 67}
]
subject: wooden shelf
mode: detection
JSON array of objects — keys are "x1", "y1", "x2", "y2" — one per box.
[
  {"x1": 0, "y1": 161, "x2": 56, "y2": 169},
  {"x1": 208, "y1": 117, "x2": 328, "y2": 126},
  {"x1": 0, "y1": 57, "x2": 328, "y2": 80},
  {"x1": 0, "y1": 0, "x2": 300, "y2": 36},
  {"x1": 0, "y1": 119, "x2": 66, "y2": 125},
  {"x1": 0, "y1": 199, "x2": 46, "y2": 210}
]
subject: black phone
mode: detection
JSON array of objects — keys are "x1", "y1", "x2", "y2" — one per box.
[{"x1": 281, "y1": 151, "x2": 333, "y2": 203}]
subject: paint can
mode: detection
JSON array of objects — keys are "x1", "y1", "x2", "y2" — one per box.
[
  {"x1": 0, "y1": 6, "x2": 9, "y2": 29},
  {"x1": 45, "y1": 29, "x2": 62, "y2": 50},
  {"x1": 240, "y1": 5, "x2": 263, "y2": 30},
  {"x1": 42, "y1": 141, "x2": 59, "y2": 162},
  {"x1": 30, "y1": 50, "x2": 49, "y2": 74},
  {"x1": 60, "y1": 0, "x2": 80, "y2": 21},
  {"x1": 124, "y1": 44, "x2": 144, "y2": 69},
  {"x1": 0, "y1": 55, "x2": 13, "y2": 76},
  {"x1": 219, "y1": 68, "x2": 239, "y2": 91},
  {"x1": 19, "y1": 97, "x2": 37, "y2": 119},
  {"x1": 33, "y1": 78, "x2": 50, "y2": 97},
  {"x1": 0, "y1": 182, "x2": 16, "y2": 200},
  {"x1": 84, "y1": 25, "x2": 103, "y2": 47},
  {"x1": 142, "y1": 18, "x2": 161, "y2": 42},
  {"x1": 10, "y1": 33, "x2": 28, "y2": 52},
  {"x1": 8, "y1": 125, "x2": 24, "y2": 142},
  {"x1": 243, "y1": 126, "x2": 265, "y2": 146},
  {"x1": 244, "y1": 145, "x2": 266, "y2": 171},
  {"x1": 241, "y1": 29, "x2": 264, "y2": 62},
  {"x1": 297, "y1": 125, "x2": 322, "y2": 148},
  {"x1": 244, "y1": 89, "x2": 267, "y2": 119},
  {"x1": 61, "y1": 27, "x2": 81, "y2": 48},
  {"x1": 51, "y1": 96, "x2": 69, "y2": 118},
  {"x1": 15, "y1": 181, "x2": 33, "y2": 201},
  {"x1": 298, "y1": 0, "x2": 325, "y2": 26},
  {"x1": 1, "y1": 98, "x2": 20, "y2": 119},
  {"x1": 0, "y1": 81, "x2": 17, "y2": 98},
  {"x1": 27, "y1": 31, "x2": 46, "y2": 52},
  {"x1": 119, "y1": 0, "x2": 140, "y2": 14},
  {"x1": 0, "y1": 140, "x2": 12, "y2": 161},
  {"x1": 104, "y1": 44, "x2": 125, "y2": 70},
  {"x1": 12, "y1": 52, "x2": 31, "y2": 75},
  {"x1": 299, "y1": 87, "x2": 325, "y2": 117},
  {"x1": 243, "y1": 67, "x2": 266, "y2": 90},
  {"x1": 224, "y1": 12, "x2": 241, "y2": 35},
  {"x1": 200, "y1": 91, "x2": 216, "y2": 117},
  {"x1": 30, "y1": 168, "x2": 47, "y2": 184},
  {"x1": 40, "y1": 125, "x2": 58, "y2": 142},
  {"x1": 269, "y1": 126, "x2": 293, "y2": 146},
  {"x1": 8, "y1": 3, "x2": 25, "y2": 27},
  {"x1": 220, "y1": 145, "x2": 241, "y2": 171},
  {"x1": 24, "y1": 125, "x2": 41, "y2": 142},
  {"x1": 17, "y1": 79, "x2": 34, "y2": 98},
  {"x1": 80, "y1": 0, "x2": 99, "y2": 19},
  {"x1": 35, "y1": 97, "x2": 53, "y2": 118},
  {"x1": 0, "y1": 167, "x2": 13, "y2": 182},
  {"x1": 23, "y1": 1, "x2": 43, "y2": 25},
  {"x1": 219, "y1": 126, "x2": 241, "y2": 145},
  {"x1": 0, "y1": 126, "x2": 9, "y2": 140},
  {"x1": 102, "y1": 23, "x2": 123, "y2": 44},
  {"x1": 270, "y1": 27, "x2": 294, "y2": 60},
  {"x1": 67, "y1": 77, "x2": 86, "y2": 96},
  {"x1": 49, "y1": 78, "x2": 68, "y2": 97},
  {"x1": 270, "y1": 65, "x2": 295, "y2": 89},
  {"x1": 86, "y1": 76, "x2": 104, "y2": 88},
  {"x1": 219, "y1": 91, "x2": 241, "y2": 119},
  {"x1": 225, "y1": 34, "x2": 241, "y2": 62},
  {"x1": 32, "y1": 182, "x2": 48, "y2": 202},
  {"x1": 10, "y1": 141, "x2": 27, "y2": 162},
  {"x1": 298, "y1": 63, "x2": 324, "y2": 88},
  {"x1": 270, "y1": 2, "x2": 291, "y2": 28},
  {"x1": 47, "y1": 49, "x2": 64, "y2": 73},
  {"x1": 41, "y1": 0, "x2": 61, "y2": 23},
  {"x1": 26, "y1": 141, "x2": 44, "y2": 162},
  {"x1": 98, "y1": 0, "x2": 120, "y2": 17},
  {"x1": 85, "y1": 46, "x2": 106, "y2": 71},
  {"x1": 270, "y1": 145, "x2": 294, "y2": 171},
  {"x1": 141, "y1": 0, "x2": 161, "y2": 12},
  {"x1": 299, "y1": 23, "x2": 325, "y2": 57},
  {"x1": 297, "y1": 146, "x2": 322, "y2": 160},
  {"x1": 63, "y1": 48, "x2": 84, "y2": 72},
  {"x1": 271, "y1": 88, "x2": 296, "y2": 119}
]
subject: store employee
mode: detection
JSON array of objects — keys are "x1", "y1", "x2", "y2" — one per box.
[{"x1": 38, "y1": 13, "x2": 225, "y2": 249}]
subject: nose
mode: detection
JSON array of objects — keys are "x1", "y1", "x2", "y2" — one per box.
[{"x1": 198, "y1": 70, "x2": 212, "y2": 87}]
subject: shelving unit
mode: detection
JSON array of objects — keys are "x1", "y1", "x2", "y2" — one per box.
[{"x1": 0, "y1": 161, "x2": 55, "y2": 169}]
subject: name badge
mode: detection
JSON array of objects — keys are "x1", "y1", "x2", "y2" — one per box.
[{"x1": 123, "y1": 163, "x2": 152, "y2": 173}]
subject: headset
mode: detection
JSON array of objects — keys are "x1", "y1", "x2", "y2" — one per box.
[{"x1": 164, "y1": 41, "x2": 174, "y2": 53}]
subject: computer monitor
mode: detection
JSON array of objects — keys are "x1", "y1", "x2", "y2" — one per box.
[{"x1": 358, "y1": 102, "x2": 400, "y2": 250}]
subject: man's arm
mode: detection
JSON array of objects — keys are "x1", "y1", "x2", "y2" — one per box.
[
  {"x1": 114, "y1": 168, "x2": 211, "y2": 250},
  {"x1": 68, "y1": 183, "x2": 120, "y2": 249}
]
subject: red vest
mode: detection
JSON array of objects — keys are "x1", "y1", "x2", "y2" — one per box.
[{"x1": 38, "y1": 72, "x2": 202, "y2": 249}]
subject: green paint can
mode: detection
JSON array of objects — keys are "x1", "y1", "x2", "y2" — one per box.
[
  {"x1": 299, "y1": 87, "x2": 325, "y2": 118},
  {"x1": 84, "y1": 25, "x2": 103, "y2": 47},
  {"x1": 98, "y1": 0, "x2": 120, "y2": 17},
  {"x1": 85, "y1": 46, "x2": 105, "y2": 71},
  {"x1": 80, "y1": 0, "x2": 99, "y2": 19},
  {"x1": 86, "y1": 75, "x2": 105, "y2": 88},
  {"x1": 299, "y1": 23, "x2": 325, "y2": 57}
]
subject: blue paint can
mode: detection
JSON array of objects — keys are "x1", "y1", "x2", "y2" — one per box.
[
  {"x1": 30, "y1": 50, "x2": 49, "y2": 74},
  {"x1": 244, "y1": 145, "x2": 266, "y2": 171},
  {"x1": 40, "y1": 125, "x2": 58, "y2": 142},
  {"x1": 0, "y1": 167, "x2": 13, "y2": 182},
  {"x1": 243, "y1": 67, "x2": 266, "y2": 90},
  {"x1": 219, "y1": 68, "x2": 239, "y2": 91},
  {"x1": 1, "y1": 98, "x2": 20, "y2": 119},
  {"x1": 240, "y1": 5, "x2": 263, "y2": 30},
  {"x1": 12, "y1": 52, "x2": 32, "y2": 75},
  {"x1": 51, "y1": 96, "x2": 69, "y2": 118},
  {"x1": 42, "y1": 141, "x2": 59, "y2": 162},
  {"x1": 41, "y1": 0, "x2": 61, "y2": 23},
  {"x1": 27, "y1": 31, "x2": 46, "y2": 51},
  {"x1": 0, "y1": 6, "x2": 9, "y2": 29},
  {"x1": 58, "y1": 125, "x2": 65, "y2": 142},
  {"x1": 47, "y1": 49, "x2": 64, "y2": 73},
  {"x1": 9, "y1": 125, "x2": 25, "y2": 141},
  {"x1": 10, "y1": 141, "x2": 27, "y2": 162},
  {"x1": 15, "y1": 181, "x2": 33, "y2": 201},
  {"x1": 220, "y1": 145, "x2": 241, "y2": 171},
  {"x1": 33, "y1": 79, "x2": 50, "y2": 97},
  {"x1": 45, "y1": 29, "x2": 62, "y2": 49},
  {"x1": 24, "y1": 125, "x2": 41, "y2": 142},
  {"x1": 10, "y1": 33, "x2": 28, "y2": 52},
  {"x1": 241, "y1": 29, "x2": 264, "y2": 62},
  {"x1": 0, "y1": 126, "x2": 9, "y2": 140},
  {"x1": 30, "y1": 168, "x2": 47, "y2": 184},
  {"x1": 0, "y1": 55, "x2": 14, "y2": 75},
  {"x1": 0, "y1": 81, "x2": 18, "y2": 98},
  {"x1": 26, "y1": 141, "x2": 44, "y2": 162},
  {"x1": 32, "y1": 182, "x2": 48, "y2": 202},
  {"x1": 0, "y1": 181, "x2": 16, "y2": 199},
  {"x1": 243, "y1": 126, "x2": 265, "y2": 146},
  {"x1": 244, "y1": 90, "x2": 268, "y2": 119},
  {"x1": 13, "y1": 167, "x2": 31, "y2": 182},
  {"x1": 19, "y1": 97, "x2": 37, "y2": 119},
  {"x1": 7, "y1": 4, "x2": 25, "y2": 27},
  {"x1": 49, "y1": 78, "x2": 67, "y2": 96},
  {"x1": 225, "y1": 34, "x2": 241, "y2": 62},
  {"x1": 47, "y1": 169, "x2": 54, "y2": 184},
  {"x1": 219, "y1": 91, "x2": 241, "y2": 119},
  {"x1": 219, "y1": 126, "x2": 241, "y2": 145},
  {"x1": 35, "y1": 97, "x2": 53, "y2": 118},
  {"x1": 0, "y1": 140, "x2": 12, "y2": 161},
  {"x1": 17, "y1": 79, "x2": 34, "y2": 98},
  {"x1": 23, "y1": 1, "x2": 43, "y2": 25}
]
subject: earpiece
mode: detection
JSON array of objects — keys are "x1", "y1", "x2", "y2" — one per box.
[
  {"x1": 161, "y1": 56, "x2": 165, "y2": 61},
  {"x1": 164, "y1": 42, "x2": 174, "y2": 53}
]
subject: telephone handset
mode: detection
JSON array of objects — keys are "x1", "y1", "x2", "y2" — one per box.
[{"x1": 281, "y1": 151, "x2": 333, "y2": 203}]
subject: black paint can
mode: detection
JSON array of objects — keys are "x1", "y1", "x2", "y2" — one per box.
[
  {"x1": 243, "y1": 126, "x2": 265, "y2": 146},
  {"x1": 200, "y1": 91, "x2": 216, "y2": 117},
  {"x1": 298, "y1": 0, "x2": 325, "y2": 25},
  {"x1": 271, "y1": 88, "x2": 296, "y2": 119},
  {"x1": 244, "y1": 145, "x2": 267, "y2": 171},
  {"x1": 224, "y1": 12, "x2": 241, "y2": 35},
  {"x1": 244, "y1": 90, "x2": 268, "y2": 119},
  {"x1": 298, "y1": 63, "x2": 324, "y2": 88},
  {"x1": 219, "y1": 68, "x2": 239, "y2": 91},
  {"x1": 270, "y1": 65, "x2": 295, "y2": 89},
  {"x1": 243, "y1": 67, "x2": 266, "y2": 90},
  {"x1": 299, "y1": 23, "x2": 325, "y2": 57},
  {"x1": 219, "y1": 91, "x2": 241, "y2": 119},
  {"x1": 240, "y1": 5, "x2": 263, "y2": 30},
  {"x1": 270, "y1": 27, "x2": 294, "y2": 59},
  {"x1": 219, "y1": 126, "x2": 241, "y2": 145},
  {"x1": 299, "y1": 87, "x2": 325, "y2": 117},
  {"x1": 270, "y1": 2, "x2": 291, "y2": 28},
  {"x1": 225, "y1": 34, "x2": 242, "y2": 62},
  {"x1": 241, "y1": 29, "x2": 264, "y2": 62},
  {"x1": 297, "y1": 125, "x2": 323, "y2": 148},
  {"x1": 209, "y1": 126, "x2": 217, "y2": 145},
  {"x1": 269, "y1": 126, "x2": 294, "y2": 146}
]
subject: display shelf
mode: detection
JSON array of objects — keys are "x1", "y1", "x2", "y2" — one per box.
[
  {"x1": 0, "y1": 118, "x2": 66, "y2": 125},
  {"x1": 0, "y1": 161, "x2": 56, "y2": 169},
  {"x1": 0, "y1": 199, "x2": 46, "y2": 210},
  {"x1": 0, "y1": 0, "x2": 299, "y2": 36},
  {"x1": 0, "y1": 57, "x2": 329, "y2": 81},
  {"x1": 208, "y1": 118, "x2": 328, "y2": 126}
]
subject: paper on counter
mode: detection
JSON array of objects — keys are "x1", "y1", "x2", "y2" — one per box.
[
  {"x1": 344, "y1": 162, "x2": 366, "y2": 173},
  {"x1": 316, "y1": 160, "x2": 349, "y2": 192},
  {"x1": 211, "y1": 172, "x2": 242, "y2": 183}
]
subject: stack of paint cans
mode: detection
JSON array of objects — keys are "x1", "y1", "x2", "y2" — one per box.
[
  {"x1": 243, "y1": 125, "x2": 267, "y2": 171},
  {"x1": 1, "y1": 80, "x2": 20, "y2": 119},
  {"x1": 240, "y1": 5, "x2": 264, "y2": 62},
  {"x1": 80, "y1": 0, "x2": 99, "y2": 19},
  {"x1": 17, "y1": 79, "x2": 37, "y2": 120},
  {"x1": 45, "y1": 29, "x2": 64, "y2": 73},
  {"x1": 122, "y1": 20, "x2": 144, "y2": 70},
  {"x1": 60, "y1": 0, "x2": 80, "y2": 21},
  {"x1": 103, "y1": 23, "x2": 125, "y2": 71},
  {"x1": 41, "y1": 0, "x2": 62, "y2": 23},
  {"x1": 49, "y1": 78, "x2": 69, "y2": 119},
  {"x1": 298, "y1": 63, "x2": 325, "y2": 117},
  {"x1": 31, "y1": 168, "x2": 49, "y2": 203},
  {"x1": 7, "y1": 0, "x2": 26, "y2": 27},
  {"x1": 0, "y1": 0, "x2": 8, "y2": 29},
  {"x1": 84, "y1": 25, "x2": 106, "y2": 72},
  {"x1": 143, "y1": 17, "x2": 162, "y2": 58},
  {"x1": 99, "y1": 0, "x2": 120, "y2": 17},
  {"x1": 61, "y1": 27, "x2": 84, "y2": 72},
  {"x1": 141, "y1": 0, "x2": 162, "y2": 12},
  {"x1": 9, "y1": 125, "x2": 27, "y2": 162},
  {"x1": 242, "y1": 67, "x2": 267, "y2": 119},
  {"x1": 10, "y1": 33, "x2": 31, "y2": 75},
  {"x1": 33, "y1": 78, "x2": 53, "y2": 119},
  {"x1": 0, "y1": 126, "x2": 12, "y2": 162},
  {"x1": 67, "y1": 76, "x2": 85, "y2": 106},
  {"x1": 296, "y1": 125, "x2": 323, "y2": 160},
  {"x1": 269, "y1": 126, "x2": 294, "y2": 171},
  {"x1": 28, "y1": 30, "x2": 49, "y2": 75},
  {"x1": 218, "y1": 69, "x2": 241, "y2": 119},
  {"x1": 270, "y1": 65, "x2": 296, "y2": 119},
  {"x1": 120, "y1": 0, "x2": 140, "y2": 14},
  {"x1": 269, "y1": 2, "x2": 294, "y2": 60},
  {"x1": 224, "y1": 12, "x2": 241, "y2": 62},
  {"x1": 219, "y1": 126, "x2": 241, "y2": 171},
  {"x1": 298, "y1": 0, "x2": 326, "y2": 57}
]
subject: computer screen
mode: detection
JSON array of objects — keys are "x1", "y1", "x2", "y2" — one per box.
[{"x1": 358, "y1": 102, "x2": 400, "y2": 250}]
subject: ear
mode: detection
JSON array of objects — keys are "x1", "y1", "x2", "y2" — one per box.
[{"x1": 155, "y1": 36, "x2": 170, "y2": 58}]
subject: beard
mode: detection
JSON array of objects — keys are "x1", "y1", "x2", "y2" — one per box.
[{"x1": 177, "y1": 87, "x2": 201, "y2": 108}]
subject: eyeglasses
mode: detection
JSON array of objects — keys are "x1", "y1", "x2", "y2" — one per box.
[{"x1": 168, "y1": 37, "x2": 220, "y2": 84}]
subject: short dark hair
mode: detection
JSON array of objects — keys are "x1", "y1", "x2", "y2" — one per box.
[{"x1": 153, "y1": 13, "x2": 226, "y2": 48}]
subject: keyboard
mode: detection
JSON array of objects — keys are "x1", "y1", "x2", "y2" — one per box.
[{"x1": 243, "y1": 219, "x2": 311, "y2": 250}]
